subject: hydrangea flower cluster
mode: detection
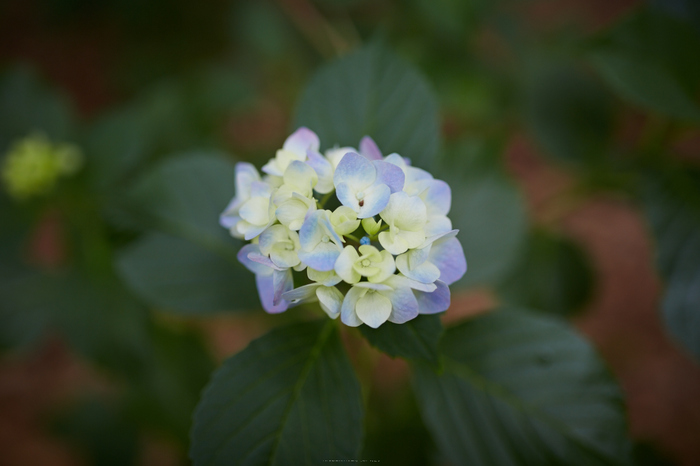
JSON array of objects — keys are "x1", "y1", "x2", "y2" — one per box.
[{"x1": 220, "y1": 128, "x2": 466, "y2": 328}]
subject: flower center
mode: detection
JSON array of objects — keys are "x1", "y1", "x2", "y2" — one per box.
[
  {"x1": 321, "y1": 235, "x2": 330, "y2": 243},
  {"x1": 361, "y1": 259, "x2": 371, "y2": 267},
  {"x1": 356, "y1": 191, "x2": 364, "y2": 200}
]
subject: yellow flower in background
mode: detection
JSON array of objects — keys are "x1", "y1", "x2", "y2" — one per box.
[{"x1": 1, "y1": 133, "x2": 82, "y2": 200}]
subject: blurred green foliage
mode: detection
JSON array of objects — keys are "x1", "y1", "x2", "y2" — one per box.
[{"x1": 1, "y1": 0, "x2": 699, "y2": 464}]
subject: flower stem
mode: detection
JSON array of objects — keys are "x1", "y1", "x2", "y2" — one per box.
[{"x1": 318, "y1": 191, "x2": 334, "y2": 208}]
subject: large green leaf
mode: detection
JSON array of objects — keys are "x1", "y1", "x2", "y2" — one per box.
[
  {"x1": 524, "y1": 63, "x2": 614, "y2": 167},
  {"x1": 643, "y1": 171, "x2": 700, "y2": 360},
  {"x1": 439, "y1": 140, "x2": 529, "y2": 288},
  {"x1": 413, "y1": 308, "x2": 632, "y2": 466},
  {"x1": 294, "y1": 44, "x2": 441, "y2": 169},
  {"x1": 359, "y1": 314, "x2": 442, "y2": 365},
  {"x1": 125, "y1": 153, "x2": 239, "y2": 253},
  {"x1": 190, "y1": 320, "x2": 364, "y2": 466},
  {"x1": 118, "y1": 153, "x2": 256, "y2": 313},
  {"x1": 588, "y1": 8, "x2": 700, "y2": 120},
  {"x1": 117, "y1": 232, "x2": 257, "y2": 313},
  {"x1": 497, "y1": 231, "x2": 594, "y2": 317}
]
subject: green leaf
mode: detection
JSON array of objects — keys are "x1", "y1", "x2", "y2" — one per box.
[
  {"x1": 643, "y1": 171, "x2": 700, "y2": 360},
  {"x1": 191, "y1": 320, "x2": 364, "y2": 466},
  {"x1": 497, "y1": 231, "x2": 595, "y2": 317},
  {"x1": 117, "y1": 232, "x2": 257, "y2": 314},
  {"x1": 413, "y1": 308, "x2": 632, "y2": 466},
  {"x1": 439, "y1": 140, "x2": 529, "y2": 288},
  {"x1": 0, "y1": 66, "x2": 76, "y2": 152},
  {"x1": 359, "y1": 314, "x2": 442, "y2": 365},
  {"x1": 125, "y1": 152, "x2": 239, "y2": 252},
  {"x1": 524, "y1": 63, "x2": 614, "y2": 167},
  {"x1": 294, "y1": 43, "x2": 441, "y2": 169},
  {"x1": 83, "y1": 106, "x2": 152, "y2": 192},
  {"x1": 588, "y1": 8, "x2": 700, "y2": 120}
]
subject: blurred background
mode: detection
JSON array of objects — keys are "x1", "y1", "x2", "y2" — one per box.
[{"x1": 1, "y1": 0, "x2": 700, "y2": 464}]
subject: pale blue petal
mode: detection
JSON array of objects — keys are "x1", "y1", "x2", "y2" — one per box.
[
  {"x1": 341, "y1": 286, "x2": 366, "y2": 327},
  {"x1": 383, "y1": 153, "x2": 407, "y2": 170},
  {"x1": 359, "y1": 136, "x2": 382, "y2": 160},
  {"x1": 298, "y1": 242, "x2": 341, "y2": 271},
  {"x1": 431, "y1": 237, "x2": 467, "y2": 285},
  {"x1": 249, "y1": 180, "x2": 272, "y2": 198},
  {"x1": 373, "y1": 160, "x2": 405, "y2": 193},
  {"x1": 317, "y1": 210, "x2": 344, "y2": 246},
  {"x1": 357, "y1": 183, "x2": 391, "y2": 218},
  {"x1": 237, "y1": 244, "x2": 274, "y2": 276},
  {"x1": 235, "y1": 162, "x2": 260, "y2": 196},
  {"x1": 384, "y1": 286, "x2": 419, "y2": 324},
  {"x1": 396, "y1": 252, "x2": 441, "y2": 283},
  {"x1": 415, "y1": 280, "x2": 450, "y2": 314},
  {"x1": 333, "y1": 152, "x2": 375, "y2": 191},
  {"x1": 423, "y1": 216, "x2": 453, "y2": 239},
  {"x1": 256, "y1": 274, "x2": 289, "y2": 314},
  {"x1": 335, "y1": 182, "x2": 360, "y2": 212},
  {"x1": 422, "y1": 179, "x2": 451, "y2": 216},
  {"x1": 299, "y1": 210, "x2": 325, "y2": 251},
  {"x1": 283, "y1": 127, "x2": 319, "y2": 155}
]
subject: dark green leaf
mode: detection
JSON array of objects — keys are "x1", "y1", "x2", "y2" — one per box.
[
  {"x1": 116, "y1": 232, "x2": 257, "y2": 313},
  {"x1": 525, "y1": 63, "x2": 613, "y2": 167},
  {"x1": 294, "y1": 43, "x2": 441, "y2": 169},
  {"x1": 83, "y1": 106, "x2": 152, "y2": 191},
  {"x1": 191, "y1": 320, "x2": 364, "y2": 466},
  {"x1": 498, "y1": 231, "x2": 595, "y2": 317},
  {"x1": 359, "y1": 314, "x2": 442, "y2": 365},
  {"x1": 413, "y1": 308, "x2": 632, "y2": 466},
  {"x1": 439, "y1": 140, "x2": 529, "y2": 288},
  {"x1": 643, "y1": 171, "x2": 700, "y2": 360},
  {"x1": 125, "y1": 153, "x2": 239, "y2": 253},
  {"x1": 588, "y1": 8, "x2": 700, "y2": 120}
]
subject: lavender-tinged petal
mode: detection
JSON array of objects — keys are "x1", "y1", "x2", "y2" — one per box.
[
  {"x1": 306, "y1": 149, "x2": 334, "y2": 194},
  {"x1": 247, "y1": 252, "x2": 284, "y2": 271},
  {"x1": 272, "y1": 269, "x2": 294, "y2": 306},
  {"x1": 357, "y1": 183, "x2": 391, "y2": 219},
  {"x1": 333, "y1": 152, "x2": 376, "y2": 191},
  {"x1": 430, "y1": 237, "x2": 467, "y2": 285},
  {"x1": 283, "y1": 127, "x2": 320, "y2": 155},
  {"x1": 359, "y1": 136, "x2": 383, "y2": 160},
  {"x1": 415, "y1": 280, "x2": 450, "y2": 315},
  {"x1": 384, "y1": 286, "x2": 419, "y2": 324},
  {"x1": 423, "y1": 217, "x2": 454, "y2": 242},
  {"x1": 237, "y1": 244, "x2": 274, "y2": 276},
  {"x1": 421, "y1": 179, "x2": 451, "y2": 216},
  {"x1": 373, "y1": 160, "x2": 405, "y2": 193},
  {"x1": 256, "y1": 274, "x2": 289, "y2": 314},
  {"x1": 297, "y1": 242, "x2": 341, "y2": 272},
  {"x1": 219, "y1": 211, "x2": 240, "y2": 229},
  {"x1": 249, "y1": 180, "x2": 272, "y2": 198}
]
